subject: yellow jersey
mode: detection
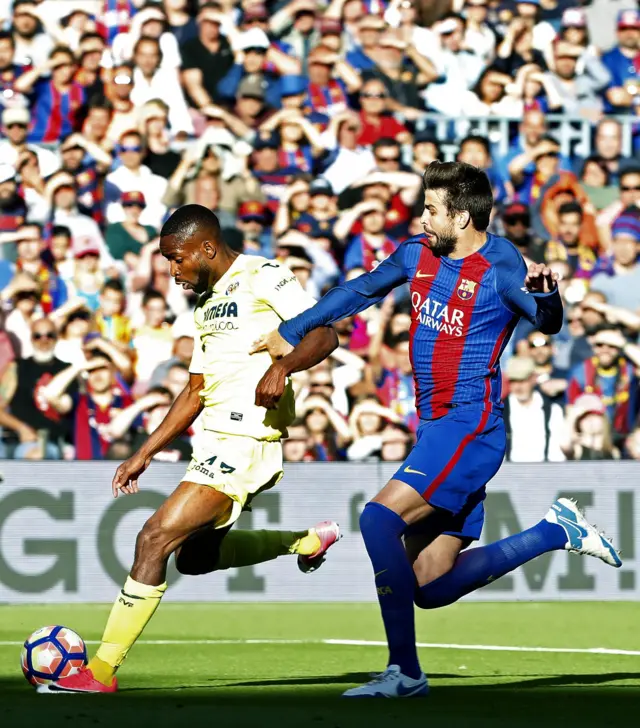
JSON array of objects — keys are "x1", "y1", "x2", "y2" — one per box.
[{"x1": 189, "y1": 254, "x2": 317, "y2": 441}]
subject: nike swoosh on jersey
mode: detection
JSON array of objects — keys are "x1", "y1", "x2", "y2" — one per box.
[
  {"x1": 416, "y1": 270, "x2": 434, "y2": 278},
  {"x1": 404, "y1": 466, "x2": 426, "y2": 476}
]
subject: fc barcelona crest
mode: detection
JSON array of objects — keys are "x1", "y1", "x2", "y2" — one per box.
[{"x1": 457, "y1": 279, "x2": 477, "y2": 301}]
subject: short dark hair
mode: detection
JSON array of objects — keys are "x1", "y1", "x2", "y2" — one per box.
[
  {"x1": 50, "y1": 45, "x2": 75, "y2": 63},
  {"x1": 422, "y1": 161, "x2": 493, "y2": 231},
  {"x1": 580, "y1": 155, "x2": 610, "y2": 186},
  {"x1": 558, "y1": 201, "x2": 583, "y2": 219},
  {"x1": 102, "y1": 279, "x2": 125, "y2": 295},
  {"x1": 134, "y1": 35, "x2": 162, "y2": 59},
  {"x1": 373, "y1": 137, "x2": 400, "y2": 154},
  {"x1": 392, "y1": 331, "x2": 410, "y2": 347},
  {"x1": 79, "y1": 31, "x2": 105, "y2": 46},
  {"x1": 142, "y1": 288, "x2": 166, "y2": 307},
  {"x1": 161, "y1": 204, "x2": 221, "y2": 244},
  {"x1": 51, "y1": 225, "x2": 72, "y2": 240},
  {"x1": 459, "y1": 134, "x2": 491, "y2": 157},
  {"x1": 168, "y1": 362, "x2": 189, "y2": 373},
  {"x1": 0, "y1": 30, "x2": 15, "y2": 47},
  {"x1": 621, "y1": 165, "x2": 640, "y2": 185}
]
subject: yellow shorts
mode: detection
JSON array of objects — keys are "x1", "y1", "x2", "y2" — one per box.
[{"x1": 182, "y1": 433, "x2": 284, "y2": 529}]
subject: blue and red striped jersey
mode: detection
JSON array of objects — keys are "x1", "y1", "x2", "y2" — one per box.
[
  {"x1": 28, "y1": 80, "x2": 85, "y2": 144},
  {"x1": 280, "y1": 233, "x2": 563, "y2": 420}
]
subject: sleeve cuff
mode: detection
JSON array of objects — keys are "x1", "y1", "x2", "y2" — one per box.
[
  {"x1": 278, "y1": 321, "x2": 301, "y2": 347},
  {"x1": 530, "y1": 287, "x2": 560, "y2": 299}
]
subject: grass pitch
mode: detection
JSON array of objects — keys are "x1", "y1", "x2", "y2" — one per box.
[{"x1": 1, "y1": 602, "x2": 639, "y2": 728}]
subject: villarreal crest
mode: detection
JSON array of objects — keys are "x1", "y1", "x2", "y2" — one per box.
[{"x1": 457, "y1": 279, "x2": 477, "y2": 301}]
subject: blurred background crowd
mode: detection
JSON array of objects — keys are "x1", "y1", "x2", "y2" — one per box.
[{"x1": 0, "y1": 0, "x2": 639, "y2": 463}]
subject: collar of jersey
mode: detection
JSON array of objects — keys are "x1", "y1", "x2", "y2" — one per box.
[{"x1": 210, "y1": 254, "x2": 245, "y2": 295}]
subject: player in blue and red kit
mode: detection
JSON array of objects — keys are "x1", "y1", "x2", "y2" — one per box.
[{"x1": 253, "y1": 162, "x2": 622, "y2": 698}]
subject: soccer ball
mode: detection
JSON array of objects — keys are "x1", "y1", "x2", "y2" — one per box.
[{"x1": 21, "y1": 626, "x2": 87, "y2": 687}]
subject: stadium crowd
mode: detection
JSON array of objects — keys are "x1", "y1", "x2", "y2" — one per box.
[{"x1": 0, "y1": 0, "x2": 639, "y2": 463}]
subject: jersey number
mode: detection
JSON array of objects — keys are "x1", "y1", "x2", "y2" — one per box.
[{"x1": 204, "y1": 455, "x2": 236, "y2": 474}]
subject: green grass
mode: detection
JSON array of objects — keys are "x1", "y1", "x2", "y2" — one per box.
[{"x1": 1, "y1": 602, "x2": 639, "y2": 728}]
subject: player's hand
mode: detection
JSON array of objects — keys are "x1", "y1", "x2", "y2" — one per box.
[
  {"x1": 249, "y1": 328, "x2": 294, "y2": 361},
  {"x1": 255, "y1": 361, "x2": 287, "y2": 410},
  {"x1": 112, "y1": 452, "x2": 152, "y2": 498},
  {"x1": 524, "y1": 263, "x2": 559, "y2": 294}
]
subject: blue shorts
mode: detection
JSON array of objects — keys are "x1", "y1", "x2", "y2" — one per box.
[{"x1": 393, "y1": 407, "x2": 506, "y2": 541}]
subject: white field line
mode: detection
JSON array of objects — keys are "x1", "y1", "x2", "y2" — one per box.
[{"x1": 1, "y1": 637, "x2": 640, "y2": 656}]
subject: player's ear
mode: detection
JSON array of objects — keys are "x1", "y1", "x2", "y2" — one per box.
[
  {"x1": 458, "y1": 210, "x2": 471, "y2": 230},
  {"x1": 202, "y1": 241, "x2": 217, "y2": 259}
]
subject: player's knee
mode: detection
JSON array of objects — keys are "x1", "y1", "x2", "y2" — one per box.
[
  {"x1": 135, "y1": 517, "x2": 175, "y2": 560},
  {"x1": 358, "y1": 502, "x2": 378, "y2": 543}
]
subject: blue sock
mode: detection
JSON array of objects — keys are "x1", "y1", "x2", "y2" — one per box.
[
  {"x1": 416, "y1": 519, "x2": 567, "y2": 610},
  {"x1": 359, "y1": 502, "x2": 421, "y2": 679}
]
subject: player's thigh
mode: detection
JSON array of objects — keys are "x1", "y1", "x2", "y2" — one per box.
[
  {"x1": 393, "y1": 408, "x2": 505, "y2": 517},
  {"x1": 184, "y1": 432, "x2": 284, "y2": 530},
  {"x1": 147, "y1": 480, "x2": 234, "y2": 539},
  {"x1": 372, "y1": 479, "x2": 436, "y2": 526}
]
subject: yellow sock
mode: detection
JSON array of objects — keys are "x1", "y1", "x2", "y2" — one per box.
[
  {"x1": 289, "y1": 530, "x2": 321, "y2": 556},
  {"x1": 89, "y1": 576, "x2": 167, "y2": 685}
]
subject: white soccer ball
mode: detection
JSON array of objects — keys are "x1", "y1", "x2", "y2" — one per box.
[{"x1": 21, "y1": 625, "x2": 88, "y2": 687}]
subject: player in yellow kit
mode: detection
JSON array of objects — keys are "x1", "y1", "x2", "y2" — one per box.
[{"x1": 39, "y1": 205, "x2": 341, "y2": 694}]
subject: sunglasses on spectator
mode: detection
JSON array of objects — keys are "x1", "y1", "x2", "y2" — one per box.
[
  {"x1": 376, "y1": 155, "x2": 400, "y2": 163},
  {"x1": 504, "y1": 215, "x2": 529, "y2": 225},
  {"x1": 120, "y1": 145, "x2": 142, "y2": 153},
  {"x1": 621, "y1": 185, "x2": 640, "y2": 192},
  {"x1": 361, "y1": 92, "x2": 387, "y2": 99},
  {"x1": 33, "y1": 332, "x2": 57, "y2": 340},
  {"x1": 6, "y1": 122, "x2": 27, "y2": 129}
]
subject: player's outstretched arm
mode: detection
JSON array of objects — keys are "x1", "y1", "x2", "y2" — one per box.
[
  {"x1": 255, "y1": 327, "x2": 338, "y2": 410},
  {"x1": 111, "y1": 373, "x2": 205, "y2": 498},
  {"x1": 278, "y1": 246, "x2": 408, "y2": 348}
]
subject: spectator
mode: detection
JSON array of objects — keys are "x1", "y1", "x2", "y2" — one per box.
[
  {"x1": 590, "y1": 209, "x2": 640, "y2": 311},
  {"x1": 15, "y1": 45, "x2": 86, "y2": 144},
  {"x1": 495, "y1": 16, "x2": 547, "y2": 78},
  {"x1": 0, "y1": 164, "x2": 28, "y2": 255},
  {"x1": 357, "y1": 78, "x2": 411, "y2": 147},
  {"x1": 181, "y1": 5, "x2": 234, "y2": 110},
  {"x1": 339, "y1": 199, "x2": 399, "y2": 272},
  {"x1": 149, "y1": 335, "x2": 194, "y2": 388},
  {"x1": 500, "y1": 201, "x2": 546, "y2": 263},
  {"x1": 131, "y1": 289, "x2": 173, "y2": 390},
  {"x1": 282, "y1": 419, "x2": 314, "y2": 462},
  {"x1": 41, "y1": 351, "x2": 134, "y2": 460},
  {"x1": 503, "y1": 355, "x2": 565, "y2": 462},
  {"x1": 0, "y1": 29, "x2": 30, "y2": 108},
  {"x1": 106, "y1": 191, "x2": 157, "y2": 266},
  {"x1": 380, "y1": 422, "x2": 414, "y2": 462},
  {"x1": 596, "y1": 165, "x2": 640, "y2": 250},
  {"x1": 112, "y1": 5, "x2": 181, "y2": 70},
  {"x1": 0, "y1": 317, "x2": 69, "y2": 459},
  {"x1": 74, "y1": 32, "x2": 107, "y2": 101},
  {"x1": 105, "y1": 130, "x2": 168, "y2": 229},
  {"x1": 561, "y1": 393, "x2": 620, "y2": 460},
  {"x1": 463, "y1": 0, "x2": 497, "y2": 64},
  {"x1": 592, "y1": 119, "x2": 625, "y2": 186},
  {"x1": 130, "y1": 35, "x2": 194, "y2": 137},
  {"x1": 319, "y1": 111, "x2": 376, "y2": 195},
  {"x1": 543, "y1": 39, "x2": 610, "y2": 118},
  {"x1": 0, "y1": 107, "x2": 59, "y2": 178},
  {"x1": 567, "y1": 326, "x2": 640, "y2": 442},
  {"x1": 346, "y1": 395, "x2": 403, "y2": 461},
  {"x1": 300, "y1": 393, "x2": 352, "y2": 460},
  {"x1": 164, "y1": 0, "x2": 198, "y2": 46},
  {"x1": 140, "y1": 101, "x2": 183, "y2": 179},
  {"x1": 11, "y1": 0, "x2": 54, "y2": 67},
  {"x1": 95, "y1": 279, "x2": 133, "y2": 350},
  {"x1": 544, "y1": 201, "x2": 597, "y2": 278},
  {"x1": 526, "y1": 329, "x2": 568, "y2": 404},
  {"x1": 601, "y1": 9, "x2": 640, "y2": 115},
  {"x1": 304, "y1": 44, "x2": 360, "y2": 118},
  {"x1": 424, "y1": 15, "x2": 483, "y2": 116}
]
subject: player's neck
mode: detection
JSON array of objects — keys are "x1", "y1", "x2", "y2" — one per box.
[
  {"x1": 207, "y1": 249, "x2": 240, "y2": 288},
  {"x1": 449, "y1": 230, "x2": 487, "y2": 260}
]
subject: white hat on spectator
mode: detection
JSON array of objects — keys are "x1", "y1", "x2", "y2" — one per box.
[
  {"x1": 505, "y1": 356, "x2": 535, "y2": 381},
  {"x1": 236, "y1": 28, "x2": 270, "y2": 51},
  {"x1": 0, "y1": 164, "x2": 16, "y2": 184},
  {"x1": 2, "y1": 106, "x2": 30, "y2": 127},
  {"x1": 573, "y1": 394, "x2": 606, "y2": 417}
]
